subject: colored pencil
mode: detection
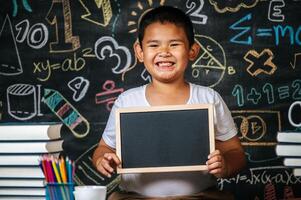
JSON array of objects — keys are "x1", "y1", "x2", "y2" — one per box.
[{"x1": 38, "y1": 155, "x2": 75, "y2": 200}]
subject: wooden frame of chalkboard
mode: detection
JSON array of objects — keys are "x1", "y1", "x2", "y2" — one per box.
[{"x1": 116, "y1": 104, "x2": 215, "y2": 174}]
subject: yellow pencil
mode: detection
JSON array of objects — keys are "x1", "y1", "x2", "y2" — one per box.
[
  {"x1": 52, "y1": 157, "x2": 69, "y2": 200},
  {"x1": 51, "y1": 157, "x2": 62, "y2": 183}
]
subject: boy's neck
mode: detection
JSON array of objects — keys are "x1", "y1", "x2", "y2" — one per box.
[
  {"x1": 145, "y1": 80, "x2": 190, "y2": 106},
  {"x1": 148, "y1": 80, "x2": 188, "y2": 94}
]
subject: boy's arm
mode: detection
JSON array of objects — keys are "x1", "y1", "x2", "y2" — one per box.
[
  {"x1": 207, "y1": 136, "x2": 246, "y2": 178},
  {"x1": 92, "y1": 139, "x2": 121, "y2": 178}
]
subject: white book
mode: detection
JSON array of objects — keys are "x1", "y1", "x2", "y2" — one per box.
[
  {"x1": 0, "y1": 155, "x2": 40, "y2": 165},
  {"x1": 293, "y1": 168, "x2": 301, "y2": 177},
  {"x1": 0, "y1": 179, "x2": 45, "y2": 187},
  {"x1": 283, "y1": 158, "x2": 301, "y2": 167},
  {"x1": 0, "y1": 188, "x2": 45, "y2": 196},
  {"x1": 277, "y1": 132, "x2": 301, "y2": 143},
  {"x1": 0, "y1": 154, "x2": 59, "y2": 166},
  {"x1": 0, "y1": 140, "x2": 63, "y2": 153},
  {"x1": 0, "y1": 197, "x2": 45, "y2": 200},
  {"x1": 275, "y1": 144, "x2": 301, "y2": 156},
  {"x1": 0, "y1": 167, "x2": 44, "y2": 178},
  {"x1": 0, "y1": 124, "x2": 62, "y2": 140}
]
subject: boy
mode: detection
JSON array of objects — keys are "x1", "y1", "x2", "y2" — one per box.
[{"x1": 92, "y1": 6, "x2": 246, "y2": 200}]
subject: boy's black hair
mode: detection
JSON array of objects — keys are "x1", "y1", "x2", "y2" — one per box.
[{"x1": 138, "y1": 6, "x2": 195, "y2": 47}]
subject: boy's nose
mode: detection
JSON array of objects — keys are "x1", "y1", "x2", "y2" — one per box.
[
  {"x1": 158, "y1": 48, "x2": 171, "y2": 57},
  {"x1": 158, "y1": 52, "x2": 171, "y2": 57}
]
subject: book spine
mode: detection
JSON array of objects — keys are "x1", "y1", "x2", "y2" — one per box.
[
  {"x1": 275, "y1": 145, "x2": 301, "y2": 156},
  {"x1": 0, "y1": 140, "x2": 63, "y2": 154},
  {"x1": 283, "y1": 158, "x2": 301, "y2": 167},
  {"x1": 0, "y1": 188, "x2": 45, "y2": 196},
  {"x1": 0, "y1": 154, "x2": 59, "y2": 166},
  {"x1": 293, "y1": 168, "x2": 301, "y2": 177},
  {"x1": 277, "y1": 132, "x2": 301, "y2": 143},
  {"x1": 0, "y1": 167, "x2": 44, "y2": 178},
  {"x1": 0, "y1": 179, "x2": 45, "y2": 187},
  {"x1": 0, "y1": 124, "x2": 62, "y2": 140}
]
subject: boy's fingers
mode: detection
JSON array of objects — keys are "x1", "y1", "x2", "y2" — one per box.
[
  {"x1": 209, "y1": 168, "x2": 222, "y2": 177},
  {"x1": 207, "y1": 161, "x2": 222, "y2": 170},
  {"x1": 208, "y1": 150, "x2": 220, "y2": 159},
  {"x1": 95, "y1": 153, "x2": 121, "y2": 178},
  {"x1": 97, "y1": 164, "x2": 112, "y2": 178},
  {"x1": 206, "y1": 155, "x2": 221, "y2": 165},
  {"x1": 103, "y1": 153, "x2": 112, "y2": 160},
  {"x1": 104, "y1": 153, "x2": 121, "y2": 165},
  {"x1": 109, "y1": 154, "x2": 121, "y2": 165},
  {"x1": 102, "y1": 160, "x2": 114, "y2": 173},
  {"x1": 97, "y1": 156, "x2": 116, "y2": 178},
  {"x1": 102, "y1": 169, "x2": 112, "y2": 178}
]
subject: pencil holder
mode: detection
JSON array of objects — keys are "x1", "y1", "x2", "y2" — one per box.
[{"x1": 46, "y1": 183, "x2": 75, "y2": 200}]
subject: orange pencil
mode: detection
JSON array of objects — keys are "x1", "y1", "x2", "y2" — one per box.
[{"x1": 59, "y1": 156, "x2": 67, "y2": 183}]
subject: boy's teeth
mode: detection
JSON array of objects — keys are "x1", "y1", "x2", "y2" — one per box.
[{"x1": 158, "y1": 62, "x2": 172, "y2": 67}]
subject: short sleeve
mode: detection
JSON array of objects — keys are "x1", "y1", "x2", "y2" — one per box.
[
  {"x1": 101, "y1": 96, "x2": 122, "y2": 149},
  {"x1": 100, "y1": 85, "x2": 147, "y2": 148},
  {"x1": 213, "y1": 91, "x2": 237, "y2": 141}
]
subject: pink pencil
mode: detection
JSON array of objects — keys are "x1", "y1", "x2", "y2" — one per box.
[{"x1": 46, "y1": 156, "x2": 55, "y2": 183}]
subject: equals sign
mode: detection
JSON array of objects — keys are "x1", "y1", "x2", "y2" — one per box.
[
  {"x1": 256, "y1": 28, "x2": 273, "y2": 37},
  {"x1": 240, "y1": 175, "x2": 247, "y2": 181}
]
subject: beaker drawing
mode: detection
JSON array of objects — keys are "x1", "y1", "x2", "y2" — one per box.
[{"x1": 7, "y1": 84, "x2": 37, "y2": 120}]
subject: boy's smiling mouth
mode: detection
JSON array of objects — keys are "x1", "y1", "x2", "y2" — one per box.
[{"x1": 155, "y1": 61, "x2": 175, "y2": 71}]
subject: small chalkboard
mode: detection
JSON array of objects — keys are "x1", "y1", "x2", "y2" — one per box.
[{"x1": 116, "y1": 104, "x2": 215, "y2": 174}]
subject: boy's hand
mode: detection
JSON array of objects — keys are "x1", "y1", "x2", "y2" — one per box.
[
  {"x1": 206, "y1": 150, "x2": 228, "y2": 178},
  {"x1": 96, "y1": 153, "x2": 121, "y2": 178}
]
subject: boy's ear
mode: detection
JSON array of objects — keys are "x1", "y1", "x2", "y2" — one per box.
[
  {"x1": 188, "y1": 42, "x2": 200, "y2": 61},
  {"x1": 134, "y1": 40, "x2": 144, "y2": 62}
]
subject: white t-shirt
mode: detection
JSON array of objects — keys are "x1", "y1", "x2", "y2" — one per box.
[{"x1": 102, "y1": 83, "x2": 237, "y2": 197}]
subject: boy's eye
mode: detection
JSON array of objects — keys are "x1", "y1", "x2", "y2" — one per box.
[
  {"x1": 170, "y1": 43, "x2": 180, "y2": 47},
  {"x1": 147, "y1": 44, "x2": 158, "y2": 47}
]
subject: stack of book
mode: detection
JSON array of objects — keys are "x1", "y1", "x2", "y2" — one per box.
[
  {"x1": 0, "y1": 123, "x2": 63, "y2": 199},
  {"x1": 275, "y1": 131, "x2": 301, "y2": 176}
]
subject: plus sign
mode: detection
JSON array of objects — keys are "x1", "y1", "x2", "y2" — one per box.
[{"x1": 247, "y1": 88, "x2": 261, "y2": 104}]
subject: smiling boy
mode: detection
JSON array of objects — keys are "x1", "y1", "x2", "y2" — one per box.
[{"x1": 93, "y1": 6, "x2": 246, "y2": 200}]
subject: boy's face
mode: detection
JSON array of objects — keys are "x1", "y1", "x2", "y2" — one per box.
[{"x1": 134, "y1": 22, "x2": 199, "y2": 84}]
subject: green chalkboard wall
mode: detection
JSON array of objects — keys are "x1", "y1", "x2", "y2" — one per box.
[{"x1": 0, "y1": 0, "x2": 301, "y2": 199}]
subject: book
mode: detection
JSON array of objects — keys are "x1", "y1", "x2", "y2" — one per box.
[
  {"x1": 0, "y1": 155, "x2": 40, "y2": 166},
  {"x1": 0, "y1": 124, "x2": 62, "y2": 141},
  {"x1": 293, "y1": 168, "x2": 301, "y2": 177},
  {"x1": 0, "y1": 178, "x2": 45, "y2": 187},
  {"x1": 0, "y1": 187, "x2": 45, "y2": 196},
  {"x1": 283, "y1": 158, "x2": 301, "y2": 167},
  {"x1": 275, "y1": 144, "x2": 301, "y2": 156},
  {"x1": 277, "y1": 132, "x2": 301, "y2": 143},
  {"x1": 0, "y1": 140, "x2": 63, "y2": 154},
  {"x1": 0, "y1": 154, "x2": 59, "y2": 166},
  {"x1": 0, "y1": 197, "x2": 45, "y2": 200},
  {"x1": 0, "y1": 167, "x2": 44, "y2": 178}
]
